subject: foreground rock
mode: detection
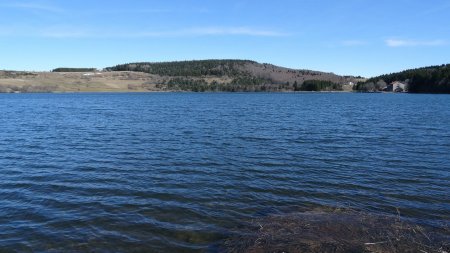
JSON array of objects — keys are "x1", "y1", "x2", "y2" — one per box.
[{"x1": 223, "y1": 209, "x2": 449, "y2": 253}]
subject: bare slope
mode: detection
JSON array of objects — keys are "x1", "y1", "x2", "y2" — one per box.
[{"x1": 0, "y1": 71, "x2": 161, "y2": 92}]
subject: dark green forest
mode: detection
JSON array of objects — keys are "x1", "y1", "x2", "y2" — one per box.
[
  {"x1": 153, "y1": 78, "x2": 340, "y2": 92},
  {"x1": 298, "y1": 80, "x2": 342, "y2": 91},
  {"x1": 156, "y1": 77, "x2": 292, "y2": 92},
  {"x1": 354, "y1": 64, "x2": 450, "y2": 93},
  {"x1": 52, "y1": 68, "x2": 97, "y2": 72},
  {"x1": 105, "y1": 60, "x2": 254, "y2": 77}
]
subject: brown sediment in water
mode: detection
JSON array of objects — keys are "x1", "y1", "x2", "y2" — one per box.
[{"x1": 222, "y1": 209, "x2": 449, "y2": 253}]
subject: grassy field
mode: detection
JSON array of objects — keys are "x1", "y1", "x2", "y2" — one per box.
[{"x1": 0, "y1": 71, "x2": 161, "y2": 92}]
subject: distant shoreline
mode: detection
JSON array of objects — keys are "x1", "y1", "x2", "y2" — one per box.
[
  {"x1": 1, "y1": 59, "x2": 448, "y2": 93},
  {"x1": 1, "y1": 90, "x2": 443, "y2": 94},
  {"x1": 0, "y1": 60, "x2": 359, "y2": 93}
]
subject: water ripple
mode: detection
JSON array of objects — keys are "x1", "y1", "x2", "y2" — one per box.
[{"x1": 0, "y1": 93, "x2": 449, "y2": 252}]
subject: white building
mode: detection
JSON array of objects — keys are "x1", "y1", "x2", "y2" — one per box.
[{"x1": 392, "y1": 81, "x2": 406, "y2": 92}]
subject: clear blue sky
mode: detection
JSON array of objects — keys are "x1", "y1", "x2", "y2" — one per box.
[{"x1": 0, "y1": 0, "x2": 449, "y2": 77}]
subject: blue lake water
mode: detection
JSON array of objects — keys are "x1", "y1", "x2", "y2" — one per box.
[{"x1": 0, "y1": 92, "x2": 449, "y2": 252}]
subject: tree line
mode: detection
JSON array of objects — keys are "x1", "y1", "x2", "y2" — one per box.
[
  {"x1": 354, "y1": 64, "x2": 450, "y2": 93},
  {"x1": 153, "y1": 77, "x2": 341, "y2": 92},
  {"x1": 157, "y1": 77, "x2": 270, "y2": 92},
  {"x1": 105, "y1": 60, "x2": 255, "y2": 77},
  {"x1": 297, "y1": 80, "x2": 342, "y2": 91},
  {"x1": 52, "y1": 68, "x2": 97, "y2": 72}
]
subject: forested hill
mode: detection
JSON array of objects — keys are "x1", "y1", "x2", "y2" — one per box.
[
  {"x1": 105, "y1": 60, "x2": 359, "y2": 92},
  {"x1": 52, "y1": 68, "x2": 97, "y2": 72},
  {"x1": 105, "y1": 60, "x2": 253, "y2": 77},
  {"x1": 354, "y1": 64, "x2": 450, "y2": 93}
]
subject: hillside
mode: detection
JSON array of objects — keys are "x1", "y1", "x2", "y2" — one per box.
[
  {"x1": 354, "y1": 64, "x2": 450, "y2": 93},
  {"x1": 105, "y1": 60, "x2": 359, "y2": 92},
  {"x1": 0, "y1": 70, "x2": 158, "y2": 93},
  {"x1": 0, "y1": 60, "x2": 360, "y2": 93}
]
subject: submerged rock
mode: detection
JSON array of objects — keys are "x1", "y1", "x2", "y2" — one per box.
[{"x1": 222, "y1": 209, "x2": 449, "y2": 253}]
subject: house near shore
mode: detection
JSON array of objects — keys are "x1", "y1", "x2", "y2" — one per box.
[{"x1": 383, "y1": 81, "x2": 407, "y2": 92}]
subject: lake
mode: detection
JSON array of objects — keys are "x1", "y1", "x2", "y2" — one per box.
[{"x1": 0, "y1": 92, "x2": 449, "y2": 252}]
